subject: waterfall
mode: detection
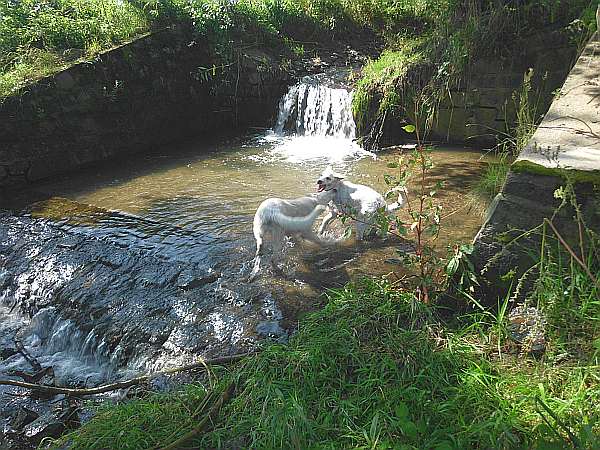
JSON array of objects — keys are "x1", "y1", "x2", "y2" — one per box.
[
  {"x1": 274, "y1": 79, "x2": 356, "y2": 139},
  {"x1": 260, "y1": 75, "x2": 374, "y2": 164}
]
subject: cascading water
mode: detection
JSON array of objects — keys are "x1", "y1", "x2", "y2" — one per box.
[
  {"x1": 274, "y1": 80, "x2": 356, "y2": 139},
  {"x1": 263, "y1": 73, "x2": 374, "y2": 164}
]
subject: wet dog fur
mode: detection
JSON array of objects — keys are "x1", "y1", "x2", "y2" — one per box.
[
  {"x1": 316, "y1": 166, "x2": 408, "y2": 240},
  {"x1": 249, "y1": 189, "x2": 336, "y2": 280}
]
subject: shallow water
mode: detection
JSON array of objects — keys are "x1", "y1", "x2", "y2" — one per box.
[
  {"x1": 0, "y1": 130, "x2": 492, "y2": 440},
  {"x1": 6, "y1": 133, "x2": 489, "y2": 300}
]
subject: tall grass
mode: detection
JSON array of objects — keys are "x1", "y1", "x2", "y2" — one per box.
[
  {"x1": 352, "y1": 0, "x2": 599, "y2": 149},
  {"x1": 0, "y1": 0, "x2": 153, "y2": 98},
  {"x1": 57, "y1": 229, "x2": 600, "y2": 448}
]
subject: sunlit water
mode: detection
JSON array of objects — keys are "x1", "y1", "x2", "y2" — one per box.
[
  {"x1": 6, "y1": 133, "x2": 489, "y2": 291},
  {"x1": 0, "y1": 77, "x2": 492, "y2": 436}
]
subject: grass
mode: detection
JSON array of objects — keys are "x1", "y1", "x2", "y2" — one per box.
[
  {"x1": 352, "y1": 42, "x2": 429, "y2": 134},
  {"x1": 3, "y1": 1, "x2": 598, "y2": 447},
  {"x1": 0, "y1": 0, "x2": 452, "y2": 100},
  {"x1": 473, "y1": 150, "x2": 512, "y2": 200},
  {"x1": 0, "y1": 0, "x2": 153, "y2": 98},
  {"x1": 56, "y1": 226, "x2": 600, "y2": 449},
  {"x1": 351, "y1": 0, "x2": 600, "y2": 148}
]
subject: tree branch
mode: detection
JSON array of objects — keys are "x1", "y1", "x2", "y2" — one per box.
[{"x1": 0, "y1": 352, "x2": 251, "y2": 397}]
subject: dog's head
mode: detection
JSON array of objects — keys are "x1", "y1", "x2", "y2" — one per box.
[{"x1": 317, "y1": 166, "x2": 344, "y2": 193}]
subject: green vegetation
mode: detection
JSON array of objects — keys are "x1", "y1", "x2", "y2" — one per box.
[
  {"x1": 0, "y1": 0, "x2": 454, "y2": 100},
  {"x1": 0, "y1": 0, "x2": 151, "y2": 98},
  {"x1": 352, "y1": 0, "x2": 599, "y2": 147},
  {"x1": 57, "y1": 236, "x2": 599, "y2": 448}
]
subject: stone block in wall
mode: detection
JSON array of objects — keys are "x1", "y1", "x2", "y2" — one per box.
[
  {"x1": 28, "y1": 155, "x2": 69, "y2": 182},
  {"x1": 465, "y1": 107, "x2": 500, "y2": 141},
  {"x1": 55, "y1": 72, "x2": 77, "y2": 91},
  {"x1": 476, "y1": 87, "x2": 513, "y2": 108},
  {"x1": 441, "y1": 91, "x2": 467, "y2": 108},
  {"x1": 8, "y1": 161, "x2": 30, "y2": 177},
  {"x1": 434, "y1": 107, "x2": 468, "y2": 142},
  {"x1": 532, "y1": 48, "x2": 577, "y2": 74}
]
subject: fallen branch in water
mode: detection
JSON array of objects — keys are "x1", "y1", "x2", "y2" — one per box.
[
  {"x1": 158, "y1": 382, "x2": 236, "y2": 450},
  {"x1": 0, "y1": 352, "x2": 251, "y2": 397},
  {"x1": 15, "y1": 339, "x2": 43, "y2": 372}
]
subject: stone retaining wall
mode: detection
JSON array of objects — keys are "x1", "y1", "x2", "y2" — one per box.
[
  {"x1": 0, "y1": 27, "x2": 290, "y2": 188},
  {"x1": 469, "y1": 31, "x2": 600, "y2": 306},
  {"x1": 431, "y1": 30, "x2": 579, "y2": 146}
]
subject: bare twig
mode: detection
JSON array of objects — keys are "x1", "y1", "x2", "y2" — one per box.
[
  {"x1": 158, "y1": 382, "x2": 236, "y2": 450},
  {"x1": 544, "y1": 218, "x2": 600, "y2": 290},
  {"x1": 0, "y1": 352, "x2": 251, "y2": 397}
]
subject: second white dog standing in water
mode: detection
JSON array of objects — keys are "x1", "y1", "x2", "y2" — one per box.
[
  {"x1": 249, "y1": 189, "x2": 337, "y2": 280},
  {"x1": 316, "y1": 166, "x2": 408, "y2": 240}
]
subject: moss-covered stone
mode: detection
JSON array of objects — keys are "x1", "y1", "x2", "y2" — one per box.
[{"x1": 512, "y1": 160, "x2": 600, "y2": 185}]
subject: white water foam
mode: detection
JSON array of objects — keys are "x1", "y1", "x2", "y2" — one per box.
[{"x1": 251, "y1": 78, "x2": 375, "y2": 164}]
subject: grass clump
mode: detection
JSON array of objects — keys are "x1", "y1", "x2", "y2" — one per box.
[
  {"x1": 57, "y1": 382, "x2": 211, "y2": 450},
  {"x1": 59, "y1": 247, "x2": 600, "y2": 449},
  {"x1": 353, "y1": 42, "x2": 428, "y2": 135}
]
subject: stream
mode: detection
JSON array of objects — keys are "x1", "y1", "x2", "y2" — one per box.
[{"x1": 0, "y1": 75, "x2": 491, "y2": 446}]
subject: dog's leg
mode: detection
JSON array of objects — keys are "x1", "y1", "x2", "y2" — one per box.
[
  {"x1": 270, "y1": 228, "x2": 285, "y2": 269},
  {"x1": 249, "y1": 223, "x2": 268, "y2": 282},
  {"x1": 318, "y1": 207, "x2": 337, "y2": 235},
  {"x1": 255, "y1": 235, "x2": 264, "y2": 259},
  {"x1": 248, "y1": 256, "x2": 262, "y2": 281},
  {"x1": 248, "y1": 236, "x2": 264, "y2": 282},
  {"x1": 355, "y1": 218, "x2": 368, "y2": 241}
]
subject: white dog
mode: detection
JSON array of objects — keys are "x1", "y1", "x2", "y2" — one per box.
[
  {"x1": 316, "y1": 166, "x2": 408, "y2": 240},
  {"x1": 249, "y1": 189, "x2": 336, "y2": 280}
]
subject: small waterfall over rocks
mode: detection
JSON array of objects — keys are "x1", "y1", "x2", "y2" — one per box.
[
  {"x1": 261, "y1": 72, "x2": 375, "y2": 164},
  {"x1": 274, "y1": 75, "x2": 356, "y2": 139}
]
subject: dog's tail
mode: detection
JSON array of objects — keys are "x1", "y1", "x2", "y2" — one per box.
[{"x1": 386, "y1": 186, "x2": 409, "y2": 213}]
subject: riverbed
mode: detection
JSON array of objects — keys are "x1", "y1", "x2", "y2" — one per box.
[{"x1": 0, "y1": 83, "x2": 491, "y2": 445}]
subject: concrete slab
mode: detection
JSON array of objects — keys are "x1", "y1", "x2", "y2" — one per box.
[{"x1": 515, "y1": 32, "x2": 600, "y2": 179}]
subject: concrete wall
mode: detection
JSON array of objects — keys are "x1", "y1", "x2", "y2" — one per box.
[
  {"x1": 469, "y1": 31, "x2": 600, "y2": 306},
  {"x1": 0, "y1": 27, "x2": 290, "y2": 188}
]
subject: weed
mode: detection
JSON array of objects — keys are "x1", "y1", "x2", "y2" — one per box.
[{"x1": 474, "y1": 68, "x2": 546, "y2": 200}]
